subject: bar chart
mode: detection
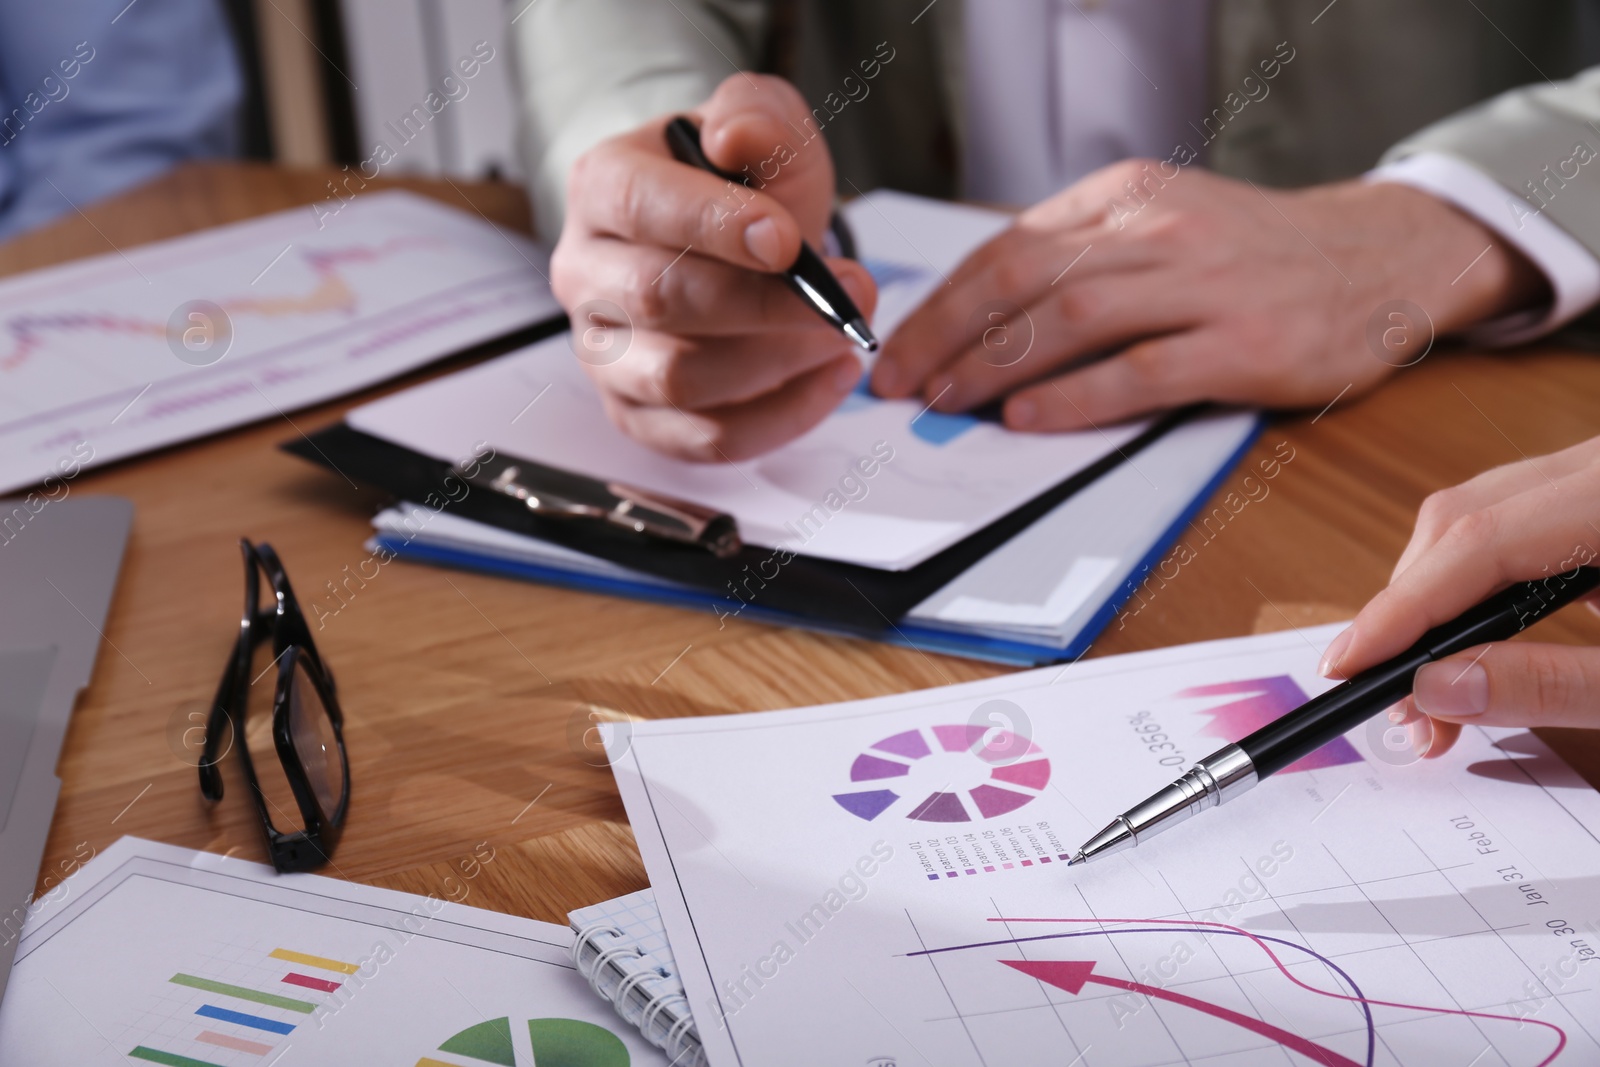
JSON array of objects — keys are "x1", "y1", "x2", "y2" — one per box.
[
  {"x1": 0, "y1": 839, "x2": 665, "y2": 1065},
  {"x1": 125, "y1": 945, "x2": 356, "y2": 1066}
]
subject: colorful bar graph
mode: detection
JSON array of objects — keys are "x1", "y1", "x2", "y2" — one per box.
[
  {"x1": 282, "y1": 971, "x2": 342, "y2": 993},
  {"x1": 170, "y1": 973, "x2": 316, "y2": 1013},
  {"x1": 129, "y1": 1048, "x2": 225, "y2": 1067},
  {"x1": 128, "y1": 945, "x2": 355, "y2": 1067},
  {"x1": 195, "y1": 1004, "x2": 297, "y2": 1035},
  {"x1": 196, "y1": 1031, "x2": 275, "y2": 1055},
  {"x1": 269, "y1": 947, "x2": 360, "y2": 974}
]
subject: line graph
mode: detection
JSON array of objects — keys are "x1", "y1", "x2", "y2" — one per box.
[
  {"x1": 604, "y1": 611, "x2": 1600, "y2": 1066},
  {"x1": 0, "y1": 236, "x2": 444, "y2": 371},
  {"x1": 907, "y1": 914, "x2": 1568, "y2": 1066},
  {"x1": 1003, "y1": 958, "x2": 1363, "y2": 1067},
  {"x1": 0, "y1": 190, "x2": 556, "y2": 496}
]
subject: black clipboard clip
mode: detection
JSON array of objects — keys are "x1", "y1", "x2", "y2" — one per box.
[{"x1": 454, "y1": 451, "x2": 742, "y2": 558}]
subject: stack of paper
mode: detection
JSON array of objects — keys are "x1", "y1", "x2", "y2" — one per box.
[
  {"x1": 0, "y1": 837, "x2": 667, "y2": 1064},
  {"x1": 608, "y1": 626, "x2": 1600, "y2": 1065}
]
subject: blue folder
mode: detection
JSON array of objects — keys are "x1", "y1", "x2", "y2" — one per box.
[{"x1": 367, "y1": 413, "x2": 1263, "y2": 666}]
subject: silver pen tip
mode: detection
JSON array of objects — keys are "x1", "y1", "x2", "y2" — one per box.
[
  {"x1": 1072, "y1": 817, "x2": 1137, "y2": 866},
  {"x1": 844, "y1": 317, "x2": 879, "y2": 353}
]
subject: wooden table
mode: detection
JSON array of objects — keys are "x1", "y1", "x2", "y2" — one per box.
[{"x1": 10, "y1": 162, "x2": 1600, "y2": 924}]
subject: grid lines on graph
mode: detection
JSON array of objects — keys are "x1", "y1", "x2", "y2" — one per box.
[
  {"x1": 120, "y1": 938, "x2": 358, "y2": 1066},
  {"x1": 898, "y1": 839, "x2": 1582, "y2": 1067}
]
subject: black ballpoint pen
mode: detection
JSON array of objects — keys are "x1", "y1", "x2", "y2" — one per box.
[
  {"x1": 663, "y1": 116, "x2": 878, "y2": 353},
  {"x1": 1069, "y1": 565, "x2": 1600, "y2": 866}
]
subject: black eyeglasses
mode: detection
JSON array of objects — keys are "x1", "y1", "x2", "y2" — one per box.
[{"x1": 199, "y1": 540, "x2": 349, "y2": 873}]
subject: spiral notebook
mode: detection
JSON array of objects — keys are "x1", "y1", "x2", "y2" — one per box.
[{"x1": 569, "y1": 889, "x2": 705, "y2": 1066}]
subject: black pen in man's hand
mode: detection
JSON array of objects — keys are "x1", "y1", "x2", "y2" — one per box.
[{"x1": 664, "y1": 116, "x2": 878, "y2": 353}]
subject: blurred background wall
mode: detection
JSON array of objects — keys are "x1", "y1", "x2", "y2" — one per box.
[{"x1": 226, "y1": 0, "x2": 521, "y2": 180}]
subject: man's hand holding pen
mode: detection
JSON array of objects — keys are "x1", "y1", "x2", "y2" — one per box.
[{"x1": 552, "y1": 74, "x2": 876, "y2": 463}]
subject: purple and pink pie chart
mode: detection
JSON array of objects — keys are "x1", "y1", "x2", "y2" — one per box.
[{"x1": 832, "y1": 724, "x2": 1049, "y2": 823}]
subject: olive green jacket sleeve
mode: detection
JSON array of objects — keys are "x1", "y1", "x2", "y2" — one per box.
[
  {"x1": 507, "y1": 0, "x2": 768, "y2": 239},
  {"x1": 509, "y1": 0, "x2": 1600, "y2": 253},
  {"x1": 1383, "y1": 66, "x2": 1600, "y2": 260}
]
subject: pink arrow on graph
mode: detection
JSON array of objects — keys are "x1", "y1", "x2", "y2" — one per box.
[{"x1": 1002, "y1": 959, "x2": 1362, "y2": 1067}]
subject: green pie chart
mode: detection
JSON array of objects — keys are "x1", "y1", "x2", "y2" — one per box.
[{"x1": 416, "y1": 1016, "x2": 629, "y2": 1067}]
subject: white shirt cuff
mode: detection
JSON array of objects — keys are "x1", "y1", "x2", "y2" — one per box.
[{"x1": 1367, "y1": 152, "x2": 1600, "y2": 346}]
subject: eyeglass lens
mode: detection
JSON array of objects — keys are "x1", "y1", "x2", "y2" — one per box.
[
  {"x1": 245, "y1": 641, "x2": 305, "y2": 834},
  {"x1": 288, "y1": 654, "x2": 343, "y2": 816}
]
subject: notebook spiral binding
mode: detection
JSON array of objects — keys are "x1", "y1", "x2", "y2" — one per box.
[{"x1": 573, "y1": 918, "x2": 706, "y2": 1066}]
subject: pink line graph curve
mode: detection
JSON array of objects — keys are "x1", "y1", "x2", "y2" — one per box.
[
  {"x1": 1002, "y1": 957, "x2": 1362, "y2": 1066},
  {"x1": 987, "y1": 915, "x2": 1568, "y2": 1066},
  {"x1": 0, "y1": 236, "x2": 446, "y2": 371}
]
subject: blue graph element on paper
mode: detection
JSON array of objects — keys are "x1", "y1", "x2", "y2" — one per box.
[
  {"x1": 195, "y1": 1004, "x2": 297, "y2": 1035},
  {"x1": 836, "y1": 380, "x2": 985, "y2": 446},
  {"x1": 911, "y1": 403, "x2": 986, "y2": 445},
  {"x1": 862, "y1": 257, "x2": 929, "y2": 291},
  {"x1": 842, "y1": 257, "x2": 999, "y2": 445}
]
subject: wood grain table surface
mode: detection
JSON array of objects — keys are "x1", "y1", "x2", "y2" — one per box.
[{"x1": 8, "y1": 162, "x2": 1600, "y2": 925}]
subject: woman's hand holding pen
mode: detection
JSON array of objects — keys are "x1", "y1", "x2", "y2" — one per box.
[
  {"x1": 1320, "y1": 435, "x2": 1600, "y2": 758},
  {"x1": 552, "y1": 74, "x2": 876, "y2": 462}
]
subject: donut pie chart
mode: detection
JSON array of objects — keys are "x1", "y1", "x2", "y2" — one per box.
[{"x1": 832, "y1": 724, "x2": 1049, "y2": 823}]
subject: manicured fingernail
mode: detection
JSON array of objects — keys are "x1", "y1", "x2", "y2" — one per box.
[
  {"x1": 1387, "y1": 707, "x2": 1408, "y2": 725},
  {"x1": 1318, "y1": 627, "x2": 1354, "y2": 678},
  {"x1": 834, "y1": 356, "x2": 862, "y2": 391},
  {"x1": 1414, "y1": 660, "x2": 1489, "y2": 717},
  {"x1": 1008, "y1": 397, "x2": 1037, "y2": 428},
  {"x1": 1406, "y1": 715, "x2": 1434, "y2": 759},
  {"x1": 743, "y1": 217, "x2": 783, "y2": 269}
]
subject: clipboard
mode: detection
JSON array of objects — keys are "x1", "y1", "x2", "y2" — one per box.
[{"x1": 281, "y1": 408, "x2": 1193, "y2": 633}]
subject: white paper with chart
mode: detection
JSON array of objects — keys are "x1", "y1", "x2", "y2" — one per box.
[
  {"x1": 347, "y1": 192, "x2": 1151, "y2": 571},
  {"x1": 610, "y1": 626, "x2": 1600, "y2": 1066},
  {"x1": 0, "y1": 837, "x2": 665, "y2": 1066},
  {"x1": 0, "y1": 190, "x2": 558, "y2": 495}
]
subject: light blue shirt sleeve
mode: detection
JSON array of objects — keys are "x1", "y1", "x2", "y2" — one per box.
[{"x1": 0, "y1": 0, "x2": 243, "y2": 242}]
